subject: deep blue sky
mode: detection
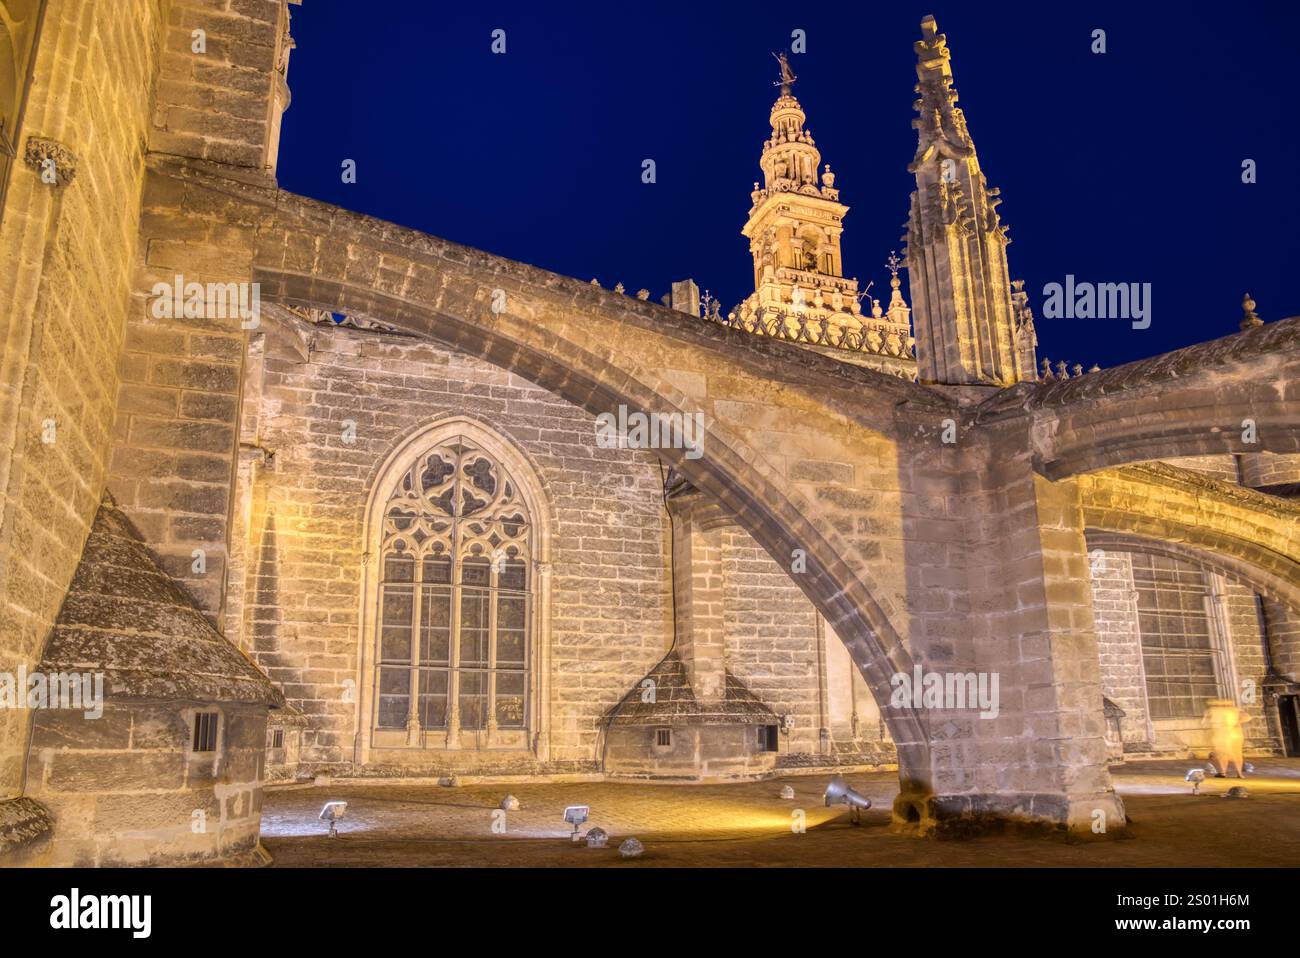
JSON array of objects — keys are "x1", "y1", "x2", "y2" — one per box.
[{"x1": 278, "y1": 1, "x2": 1300, "y2": 371}]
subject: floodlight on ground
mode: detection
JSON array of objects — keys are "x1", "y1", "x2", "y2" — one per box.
[
  {"x1": 824, "y1": 776, "x2": 871, "y2": 825},
  {"x1": 319, "y1": 800, "x2": 347, "y2": 838},
  {"x1": 1185, "y1": 768, "x2": 1206, "y2": 794},
  {"x1": 563, "y1": 804, "x2": 589, "y2": 841}
]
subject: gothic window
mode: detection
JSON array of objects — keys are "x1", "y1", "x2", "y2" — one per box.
[
  {"x1": 1132, "y1": 553, "x2": 1225, "y2": 720},
  {"x1": 375, "y1": 436, "x2": 531, "y2": 742}
]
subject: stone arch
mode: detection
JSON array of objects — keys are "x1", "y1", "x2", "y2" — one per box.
[
  {"x1": 1076, "y1": 465, "x2": 1300, "y2": 610},
  {"x1": 1024, "y1": 318, "x2": 1300, "y2": 479},
  {"x1": 248, "y1": 184, "x2": 935, "y2": 783},
  {"x1": 354, "y1": 415, "x2": 555, "y2": 764}
]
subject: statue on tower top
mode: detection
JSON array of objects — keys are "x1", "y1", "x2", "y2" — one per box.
[{"x1": 772, "y1": 51, "x2": 797, "y2": 93}]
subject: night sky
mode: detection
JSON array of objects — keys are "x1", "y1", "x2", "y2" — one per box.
[{"x1": 277, "y1": 1, "x2": 1300, "y2": 372}]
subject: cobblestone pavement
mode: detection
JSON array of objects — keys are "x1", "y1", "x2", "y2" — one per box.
[{"x1": 261, "y1": 759, "x2": 1300, "y2": 867}]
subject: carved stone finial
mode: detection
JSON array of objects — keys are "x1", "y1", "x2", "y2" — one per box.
[
  {"x1": 1240, "y1": 292, "x2": 1263, "y2": 330},
  {"x1": 1071, "y1": 363, "x2": 1083, "y2": 378},
  {"x1": 23, "y1": 136, "x2": 78, "y2": 188},
  {"x1": 636, "y1": 288, "x2": 650, "y2": 301},
  {"x1": 614, "y1": 282, "x2": 625, "y2": 295},
  {"x1": 1088, "y1": 364, "x2": 1101, "y2": 374}
]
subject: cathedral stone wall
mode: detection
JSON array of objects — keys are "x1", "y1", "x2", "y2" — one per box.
[
  {"x1": 232, "y1": 313, "x2": 885, "y2": 777},
  {"x1": 1263, "y1": 598, "x2": 1300, "y2": 683},
  {"x1": 1240, "y1": 452, "x2": 1300, "y2": 490},
  {"x1": 721, "y1": 528, "x2": 821, "y2": 755},
  {"x1": 0, "y1": 0, "x2": 167, "y2": 799},
  {"x1": 105, "y1": 0, "x2": 292, "y2": 623},
  {"x1": 719, "y1": 526, "x2": 888, "y2": 762},
  {"x1": 1088, "y1": 551, "x2": 1151, "y2": 747},
  {"x1": 232, "y1": 315, "x2": 675, "y2": 773}
]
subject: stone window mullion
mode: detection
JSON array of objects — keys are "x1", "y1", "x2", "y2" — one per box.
[
  {"x1": 1204, "y1": 573, "x2": 1238, "y2": 704},
  {"x1": 447, "y1": 503, "x2": 463, "y2": 747},
  {"x1": 486, "y1": 562, "x2": 499, "y2": 739},
  {"x1": 405, "y1": 552, "x2": 424, "y2": 746}
]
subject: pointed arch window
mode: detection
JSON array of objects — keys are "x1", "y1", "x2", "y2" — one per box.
[{"x1": 375, "y1": 436, "x2": 531, "y2": 744}]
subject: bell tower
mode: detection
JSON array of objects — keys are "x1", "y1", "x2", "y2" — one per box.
[
  {"x1": 733, "y1": 55, "x2": 914, "y2": 372},
  {"x1": 904, "y1": 16, "x2": 1037, "y2": 386}
]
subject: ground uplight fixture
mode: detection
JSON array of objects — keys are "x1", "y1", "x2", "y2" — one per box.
[
  {"x1": 563, "y1": 804, "x2": 590, "y2": 841},
  {"x1": 1185, "y1": 769, "x2": 1206, "y2": 795},
  {"x1": 824, "y1": 776, "x2": 871, "y2": 825},
  {"x1": 319, "y1": 800, "x2": 348, "y2": 838}
]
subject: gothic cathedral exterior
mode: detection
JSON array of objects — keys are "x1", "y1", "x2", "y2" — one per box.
[{"x1": 0, "y1": 5, "x2": 1296, "y2": 864}]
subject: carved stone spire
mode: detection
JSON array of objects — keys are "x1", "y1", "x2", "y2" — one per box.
[
  {"x1": 904, "y1": 15, "x2": 1035, "y2": 386},
  {"x1": 911, "y1": 15, "x2": 973, "y2": 162}
]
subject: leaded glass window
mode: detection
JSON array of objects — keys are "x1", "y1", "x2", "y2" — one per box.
[
  {"x1": 1132, "y1": 552, "x2": 1224, "y2": 720},
  {"x1": 375, "y1": 437, "x2": 531, "y2": 742}
]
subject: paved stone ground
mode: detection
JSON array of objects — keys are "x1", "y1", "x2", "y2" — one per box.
[{"x1": 261, "y1": 759, "x2": 1300, "y2": 867}]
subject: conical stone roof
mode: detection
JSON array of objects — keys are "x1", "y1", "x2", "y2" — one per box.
[
  {"x1": 36, "y1": 495, "x2": 284, "y2": 707},
  {"x1": 602, "y1": 651, "x2": 777, "y2": 728}
]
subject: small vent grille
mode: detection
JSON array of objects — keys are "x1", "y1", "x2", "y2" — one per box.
[{"x1": 192, "y1": 712, "x2": 219, "y2": 752}]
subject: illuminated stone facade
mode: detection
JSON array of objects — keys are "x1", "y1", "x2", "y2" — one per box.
[{"x1": 1, "y1": 3, "x2": 1299, "y2": 865}]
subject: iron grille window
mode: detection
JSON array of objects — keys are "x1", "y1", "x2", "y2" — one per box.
[
  {"x1": 1131, "y1": 553, "x2": 1223, "y2": 720},
  {"x1": 270, "y1": 728, "x2": 284, "y2": 750},
  {"x1": 655, "y1": 728, "x2": 672, "y2": 747},
  {"x1": 376, "y1": 436, "x2": 532, "y2": 739},
  {"x1": 192, "y1": 712, "x2": 219, "y2": 752}
]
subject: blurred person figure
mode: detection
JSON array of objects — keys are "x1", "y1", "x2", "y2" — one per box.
[{"x1": 1204, "y1": 699, "x2": 1250, "y2": 778}]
